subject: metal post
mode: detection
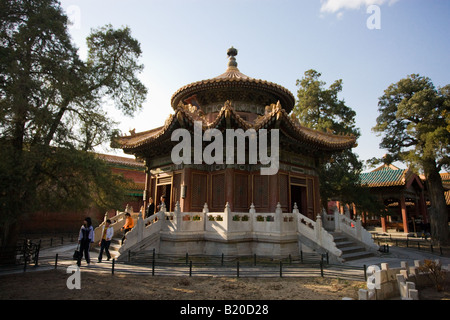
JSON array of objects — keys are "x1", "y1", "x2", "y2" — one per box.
[
  {"x1": 189, "y1": 260, "x2": 192, "y2": 277},
  {"x1": 320, "y1": 255, "x2": 324, "y2": 277},
  {"x1": 237, "y1": 261, "x2": 240, "y2": 278},
  {"x1": 23, "y1": 247, "x2": 27, "y2": 272},
  {"x1": 280, "y1": 261, "x2": 283, "y2": 278},
  {"x1": 152, "y1": 256, "x2": 155, "y2": 276},
  {"x1": 112, "y1": 259, "x2": 115, "y2": 275},
  {"x1": 55, "y1": 253, "x2": 59, "y2": 269},
  {"x1": 320, "y1": 260, "x2": 324, "y2": 277},
  {"x1": 35, "y1": 240, "x2": 41, "y2": 266},
  {"x1": 221, "y1": 253, "x2": 224, "y2": 266},
  {"x1": 363, "y1": 264, "x2": 367, "y2": 281}
]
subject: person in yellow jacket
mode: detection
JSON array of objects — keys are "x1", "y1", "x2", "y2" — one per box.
[{"x1": 121, "y1": 213, "x2": 134, "y2": 244}]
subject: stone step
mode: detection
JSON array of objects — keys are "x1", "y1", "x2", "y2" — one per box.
[
  {"x1": 334, "y1": 240, "x2": 356, "y2": 248},
  {"x1": 330, "y1": 232, "x2": 375, "y2": 262},
  {"x1": 339, "y1": 245, "x2": 366, "y2": 254},
  {"x1": 331, "y1": 234, "x2": 347, "y2": 241},
  {"x1": 341, "y1": 251, "x2": 374, "y2": 262}
]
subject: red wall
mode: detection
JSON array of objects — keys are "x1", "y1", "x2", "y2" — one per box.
[{"x1": 19, "y1": 156, "x2": 146, "y2": 235}]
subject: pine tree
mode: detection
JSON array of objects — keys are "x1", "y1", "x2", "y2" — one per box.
[
  {"x1": 373, "y1": 74, "x2": 450, "y2": 243},
  {"x1": 292, "y1": 70, "x2": 382, "y2": 215},
  {"x1": 0, "y1": 0, "x2": 148, "y2": 259}
]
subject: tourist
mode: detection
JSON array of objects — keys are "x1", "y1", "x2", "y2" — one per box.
[
  {"x1": 157, "y1": 195, "x2": 167, "y2": 212},
  {"x1": 98, "y1": 219, "x2": 113, "y2": 262},
  {"x1": 77, "y1": 217, "x2": 94, "y2": 266},
  {"x1": 146, "y1": 197, "x2": 155, "y2": 218},
  {"x1": 121, "y1": 212, "x2": 134, "y2": 244}
]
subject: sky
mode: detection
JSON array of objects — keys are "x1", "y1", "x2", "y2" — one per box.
[{"x1": 58, "y1": 0, "x2": 450, "y2": 170}]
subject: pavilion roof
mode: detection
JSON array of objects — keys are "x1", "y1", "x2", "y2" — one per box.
[
  {"x1": 170, "y1": 47, "x2": 296, "y2": 113},
  {"x1": 116, "y1": 101, "x2": 357, "y2": 155},
  {"x1": 359, "y1": 164, "x2": 420, "y2": 188},
  {"x1": 96, "y1": 153, "x2": 145, "y2": 169}
]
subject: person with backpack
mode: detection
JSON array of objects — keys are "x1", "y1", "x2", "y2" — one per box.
[{"x1": 77, "y1": 217, "x2": 94, "y2": 266}]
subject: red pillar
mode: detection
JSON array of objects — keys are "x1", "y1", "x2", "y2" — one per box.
[
  {"x1": 381, "y1": 216, "x2": 387, "y2": 233},
  {"x1": 183, "y1": 168, "x2": 192, "y2": 212},
  {"x1": 352, "y1": 203, "x2": 357, "y2": 220},
  {"x1": 400, "y1": 196, "x2": 409, "y2": 233},
  {"x1": 269, "y1": 174, "x2": 279, "y2": 212},
  {"x1": 225, "y1": 168, "x2": 234, "y2": 211},
  {"x1": 143, "y1": 166, "x2": 151, "y2": 210}
]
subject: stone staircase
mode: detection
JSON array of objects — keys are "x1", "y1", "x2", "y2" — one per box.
[{"x1": 330, "y1": 232, "x2": 375, "y2": 262}]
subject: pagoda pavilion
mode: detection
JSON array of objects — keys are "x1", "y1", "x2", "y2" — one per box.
[
  {"x1": 109, "y1": 48, "x2": 384, "y2": 260},
  {"x1": 117, "y1": 48, "x2": 356, "y2": 221}
]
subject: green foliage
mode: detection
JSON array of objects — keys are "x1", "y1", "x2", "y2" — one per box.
[
  {"x1": 292, "y1": 70, "x2": 382, "y2": 215},
  {"x1": 373, "y1": 74, "x2": 450, "y2": 171},
  {"x1": 293, "y1": 69, "x2": 360, "y2": 138},
  {"x1": 0, "y1": 0, "x2": 147, "y2": 244},
  {"x1": 372, "y1": 74, "x2": 450, "y2": 242}
]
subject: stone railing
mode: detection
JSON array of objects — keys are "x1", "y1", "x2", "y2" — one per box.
[
  {"x1": 118, "y1": 205, "x2": 165, "y2": 257},
  {"x1": 201, "y1": 203, "x2": 297, "y2": 239},
  {"x1": 334, "y1": 208, "x2": 378, "y2": 251},
  {"x1": 114, "y1": 202, "x2": 363, "y2": 262},
  {"x1": 160, "y1": 202, "x2": 297, "y2": 239},
  {"x1": 294, "y1": 205, "x2": 342, "y2": 259},
  {"x1": 94, "y1": 204, "x2": 138, "y2": 243},
  {"x1": 118, "y1": 202, "x2": 300, "y2": 258},
  {"x1": 321, "y1": 208, "x2": 335, "y2": 231}
]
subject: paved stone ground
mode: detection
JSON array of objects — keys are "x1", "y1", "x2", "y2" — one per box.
[{"x1": 2, "y1": 241, "x2": 449, "y2": 278}]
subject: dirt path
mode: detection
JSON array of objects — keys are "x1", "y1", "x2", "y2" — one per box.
[{"x1": 0, "y1": 269, "x2": 365, "y2": 300}]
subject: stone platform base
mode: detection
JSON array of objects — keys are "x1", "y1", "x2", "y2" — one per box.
[{"x1": 145, "y1": 233, "x2": 305, "y2": 257}]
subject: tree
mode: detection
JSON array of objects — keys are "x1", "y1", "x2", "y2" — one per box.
[
  {"x1": 372, "y1": 74, "x2": 450, "y2": 243},
  {"x1": 0, "y1": 0, "x2": 147, "y2": 257},
  {"x1": 292, "y1": 70, "x2": 382, "y2": 214}
]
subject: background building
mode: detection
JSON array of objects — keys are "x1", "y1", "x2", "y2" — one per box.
[{"x1": 20, "y1": 154, "x2": 145, "y2": 235}]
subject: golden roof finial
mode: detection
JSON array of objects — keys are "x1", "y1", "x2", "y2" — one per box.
[{"x1": 227, "y1": 47, "x2": 238, "y2": 69}]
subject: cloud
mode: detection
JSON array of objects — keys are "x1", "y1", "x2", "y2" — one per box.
[{"x1": 320, "y1": 0, "x2": 399, "y2": 14}]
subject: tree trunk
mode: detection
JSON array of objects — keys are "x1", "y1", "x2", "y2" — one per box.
[
  {"x1": 423, "y1": 160, "x2": 449, "y2": 244},
  {"x1": 0, "y1": 220, "x2": 21, "y2": 264}
]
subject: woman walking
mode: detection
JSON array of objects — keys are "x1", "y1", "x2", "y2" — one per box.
[
  {"x1": 98, "y1": 219, "x2": 113, "y2": 262},
  {"x1": 77, "y1": 217, "x2": 94, "y2": 266}
]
